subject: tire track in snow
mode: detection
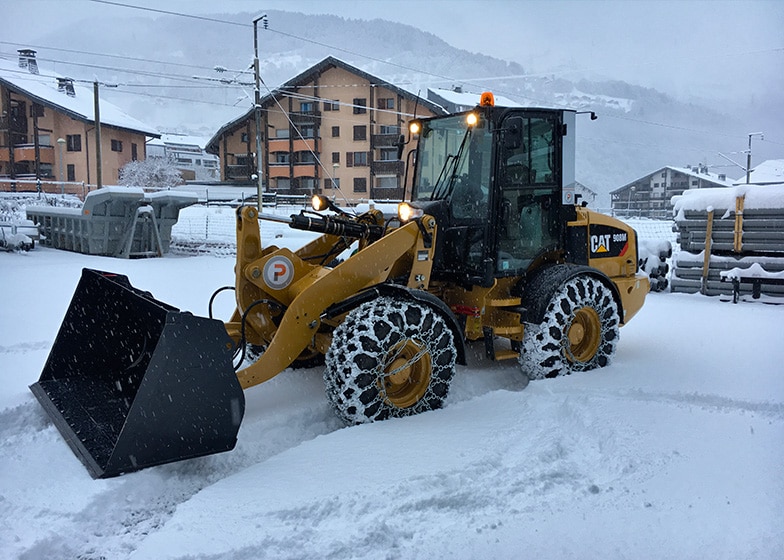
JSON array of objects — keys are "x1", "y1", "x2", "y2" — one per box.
[
  {"x1": 11, "y1": 368, "x2": 345, "y2": 560},
  {"x1": 562, "y1": 387, "x2": 784, "y2": 420},
  {"x1": 0, "y1": 340, "x2": 51, "y2": 354}
]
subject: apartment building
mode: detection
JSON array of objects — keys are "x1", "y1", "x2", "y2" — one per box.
[
  {"x1": 206, "y1": 56, "x2": 446, "y2": 202},
  {"x1": 611, "y1": 164, "x2": 734, "y2": 218},
  {"x1": 0, "y1": 49, "x2": 158, "y2": 193}
]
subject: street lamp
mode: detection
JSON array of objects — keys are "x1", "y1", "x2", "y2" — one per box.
[
  {"x1": 331, "y1": 163, "x2": 339, "y2": 196},
  {"x1": 253, "y1": 14, "x2": 268, "y2": 210},
  {"x1": 57, "y1": 137, "x2": 66, "y2": 194}
]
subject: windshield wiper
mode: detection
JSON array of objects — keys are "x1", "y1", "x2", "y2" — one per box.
[{"x1": 431, "y1": 128, "x2": 472, "y2": 200}]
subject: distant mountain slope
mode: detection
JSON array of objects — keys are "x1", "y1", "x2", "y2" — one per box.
[{"x1": 24, "y1": 9, "x2": 778, "y2": 205}]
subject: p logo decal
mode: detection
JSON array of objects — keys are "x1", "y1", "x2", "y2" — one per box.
[{"x1": 263, "y1": 255, "x2": 294, "y2": 290}]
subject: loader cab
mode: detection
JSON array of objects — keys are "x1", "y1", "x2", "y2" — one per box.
[{"x1": 408, "y1": 103, "x2": 576, "y2": 287}]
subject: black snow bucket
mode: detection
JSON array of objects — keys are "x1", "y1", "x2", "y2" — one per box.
[{"x1": 30, "y1": 268, "x2": 245, "y2": 478}]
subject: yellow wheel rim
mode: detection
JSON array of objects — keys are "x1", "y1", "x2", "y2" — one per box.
[
  {"x1": 381, "y1": 339, "x2": 432, "y2": 408},
  {"x1": 567, "y1": 307, "x2": 601, "y2": 362}
]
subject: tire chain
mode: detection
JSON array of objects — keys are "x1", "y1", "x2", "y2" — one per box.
[
  {"x1": 324, "y1": 297, "x2": 456, "y2": 424},
  {"x1": 521, "y1": 275, "x2": 619, "y2": 380}
]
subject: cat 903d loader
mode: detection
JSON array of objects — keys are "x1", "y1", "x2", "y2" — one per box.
[{"x1": 31, "y1": 94, "x2": 649, "y2": 478}]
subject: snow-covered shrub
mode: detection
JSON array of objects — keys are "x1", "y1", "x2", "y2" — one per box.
[{"x1": 119, "y1": 157, "x2": 183, "y2": 189}]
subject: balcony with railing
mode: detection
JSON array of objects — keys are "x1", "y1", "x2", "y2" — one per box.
[
  {"x1": 370, "y1": 133, "x2": 400, "y2": 149},
  {"x1": 290, "y1": 110, "x2": 321, "y2": 125},
  {"x1": 225, "y1": 164, "x2": 253, "y2": 181},
  {"x1": 0, "y1": 144, "x2": 54, "y2": 164},
  {"x1": 371, "y1": 160, "x2": 404, "y2": 176}
]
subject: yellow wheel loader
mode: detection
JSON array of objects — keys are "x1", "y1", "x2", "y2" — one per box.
[{"x1": 31, "y1": 96, "x2": 649, "y2": 478}]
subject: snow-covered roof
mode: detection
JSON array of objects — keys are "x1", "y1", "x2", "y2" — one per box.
[
  {"x1": 0, "y1": 54, "x2": 158, "y2": 137},
  {"x1": 611, "y1": 165, "x2": 735, "y2": 194},
  {"x1": 666, "y1": 165, "x2": 736, "y2": 187},
  {"x1": 147, "y1": 134, "x2": 212, "y2": 149},
  {"x1": 428, "y1": 87, "x2": 522, "y2": 109},
  {"x1": 732, "y1": 159, "x2": 784, "y2": 186}
]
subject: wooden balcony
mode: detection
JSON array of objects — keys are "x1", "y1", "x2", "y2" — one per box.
[
  {"x1": 268, "y1": 164, "x2": 290, "y2": 178},
  {"x1": 0, "y1": 144, "x2": 54, "y2": 164},
  {"x1": 268, "y1": 138, "x2": 290, "y2": 152},
  {"x1": 292, "y1": 164, "x2": 316, "y2": 178}
]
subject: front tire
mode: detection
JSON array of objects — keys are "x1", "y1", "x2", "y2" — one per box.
[
  {"x1": 324, "y1": 296, "x2": 457, "y2": 424},
  {"x1": 520, "y1": 274, "x2": 619, "y2": 380}
]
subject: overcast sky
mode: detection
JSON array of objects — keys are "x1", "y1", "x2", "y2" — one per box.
[{"x1": 5, "y1": 0, "x2": 783, "y2": 101}]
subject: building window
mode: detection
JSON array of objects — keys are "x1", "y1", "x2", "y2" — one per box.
[
  {"x1": 378, "y1": 147, "x2": 398, "y2": 161},
  {"x1": 111, "y1": 139, "x2": 123, "y2": 152},
  {"x1": 298, "y1": 177, "x2": 317, "y2": 191},
  {"x1": 300, "y1": 125, "x2": 316, "y2": 138},
  {"x1": 66, "y1": 164, "x2": 75, "y2": 182},
  {"x1": 295, "y1": 151, "x2": 317, "y2": 164},
  {"x1": 277, "y1": 178, "x2": 290, "y2": 189},
  {"x1": 353, "y1": 125, "x2": 367, "y2": 141},
  {"x1": 66, "y1": 134, "x2": 81, "y2": 152},
  {"x1": 323, "y1": 100, "x2": 339, "y2": 111},
  {"x1": 131, "y1": 143, "x2": 138, "y2": 161},
  {"x1": 300, "y1": 102, "x2": 315, "y2": 113},
  {"x1": 176, "y1": 158, "x2": 192, "y2": 164},
  {"x1": 275, "y1": 129, "x2": 290, "y2": 138},
  {"x1": 324, "y1": 178, "x2": 340, "y2": 190},
  {"x1": 377, "y1": 97, "x2": 394, "y2": 110},
  {"x1": 376, "y1": 176, "x2": 398, "y2": 189},
  {"x1": 332, "y1": 152, "x2": 340, "y2": 164},
  {"x1": 379, "y1": 125, "x2": 400, "y2": 135},
  {"x1": 274, "y1": 152, "x2": 290, "y2": 164},
  {"x1": 241, "y1": 132, "x2": 249, "y2": 143},
  {"x1": 353, "y1": 98, "x2": 367, "y2": 114},
  {"x1": 331, "y1": 126, "x2": 340, "y2": 138},
  {"x1": 353, "y1": 177, "x2": 367, "y2": 192},
  {"x1": 346, "y1": 151, "x2": 369, "y2": 167}
]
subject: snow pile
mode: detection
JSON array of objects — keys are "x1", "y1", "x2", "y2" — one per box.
[
  {"x1": 720, "y1": 261, "x2": 784, "y2": 281},
  {"x1": 672, "y1": 184, "x2": 784, "y2": 219},
  {"x1": 1, "y1": 216, "x2": 783, "y2": 559},
  {"x1": 638, "y1": 238, "x2": 672, "y2": 292}
]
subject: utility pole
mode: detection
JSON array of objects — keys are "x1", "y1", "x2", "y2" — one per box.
[
  {"x1": 94, "y1": 81, "x2": 103, "y2": 189},
  {"x1": 253, "y1": 14, "x2": 268, "y2": 209},
  {"x1": 746, "y1": 132, "x2": 763, "y2": 184}
]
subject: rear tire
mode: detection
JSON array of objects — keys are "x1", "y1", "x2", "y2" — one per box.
[
  {"x1": 520, "y1": 274, "x2": 619, "y2": 380},
  {"x1": 324, "y1": 296, "x2": 457, "y2": 424}
]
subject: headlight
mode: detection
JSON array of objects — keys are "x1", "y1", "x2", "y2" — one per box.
[
  {"x1": 409, "y1": 120, "x2": 422, "y2": 135},
  {"x1": 311, "y1": 194, "x2": 329, "y2": 211},
  {"x1": 398, "y1": 202, "x2": 423, "y2": 223}
]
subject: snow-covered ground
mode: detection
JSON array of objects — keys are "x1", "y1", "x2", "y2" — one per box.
[{"x1": 1, "y1": 222, "x2": 783, "y2": 559}]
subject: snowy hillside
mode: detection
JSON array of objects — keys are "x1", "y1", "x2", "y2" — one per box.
[
  {"x1": 1, "y1": 213, "x2": 783, "y2": 559},
  {"x1": 13, "y1": 9, "x2": 778, "y2": 205}
]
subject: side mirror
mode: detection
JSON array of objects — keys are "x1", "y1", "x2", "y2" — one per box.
[{"x1": 503, "y1": 116, "x2": 524, "y2": 150}]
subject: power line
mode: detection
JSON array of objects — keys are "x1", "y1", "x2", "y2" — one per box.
[
  {"x1": 11, "y1": 3, "x2": 777, "y2": 149},
  {"x1": 89, "y1": 0, "x2": 249, "y2": 27}
]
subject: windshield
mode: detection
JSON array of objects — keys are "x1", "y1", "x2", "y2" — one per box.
[{"x1": 412, "y1": 114, "x2": 493, "y2": 205}]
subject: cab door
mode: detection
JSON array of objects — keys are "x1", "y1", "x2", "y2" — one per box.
[{"x1": 495, "y1": 112, "x2": 562, "y2": 274}]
